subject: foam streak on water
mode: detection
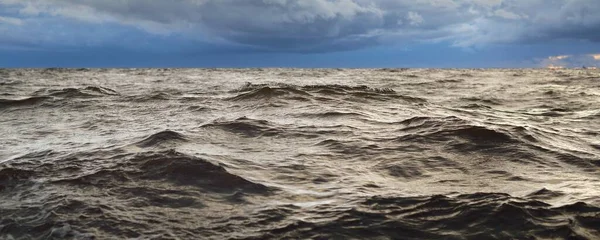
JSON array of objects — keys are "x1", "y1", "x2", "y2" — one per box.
[{"x1": 1, "y1": 68, "x2": 599, "y2": 239}]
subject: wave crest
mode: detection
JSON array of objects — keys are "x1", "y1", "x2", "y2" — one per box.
[
  {"x1": 202, "y1": 117, "x2": 281, "y2": 137},
  {"x1": 136, "y1": 130, "x2": 188, "y2": 148},
  {"x1": 397, "y1": 116, "x2": 517, "y2": 148}
]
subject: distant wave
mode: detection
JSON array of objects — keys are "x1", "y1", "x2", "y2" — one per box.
[
  {"x1": 36, "y1": 86, "x2": 119, "y2": 98},
  {"x1": 202, "y1": 117, "x2": 282, "y2": 137},
  {"x1": 1, "y1": 86, "x2": 119, "y2": 109},
  {"x1": 227, "y1": 83, "x2": 424, "y2": 103}
]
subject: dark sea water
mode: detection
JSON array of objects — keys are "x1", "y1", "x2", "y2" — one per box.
[{"x1": 1, "y1": 68, "x2": 599, "y2": 239}]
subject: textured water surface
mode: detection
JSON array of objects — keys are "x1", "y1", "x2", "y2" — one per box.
[{"x1": 1, "y1": 68, "x2": 599, "y2": 239}]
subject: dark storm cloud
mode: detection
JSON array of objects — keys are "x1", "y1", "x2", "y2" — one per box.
[
  {"x1": 1, "y1": 0, "x2": 599, "y2": 51},
  {"x1": 545, "y1": 2, "x2": 600, "y2": 42},
  {"x1": 196, "y1": 0, "x2": 385, "y2": 51}
]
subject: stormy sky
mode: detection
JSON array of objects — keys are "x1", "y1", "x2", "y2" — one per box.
[{"x1": 1, "y1": 0, "x2": 599, "y2": 67}]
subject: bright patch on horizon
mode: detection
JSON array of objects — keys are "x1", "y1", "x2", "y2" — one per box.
[
  {"x1": 548, "y1": 55, "x2": 570, "y2": 61},
  {"x1": 540, "y1": 53, "x2": 600, "y2": 68},
  {"x1": 546, "y1": 64, "x2": 565, "y2": 69}
]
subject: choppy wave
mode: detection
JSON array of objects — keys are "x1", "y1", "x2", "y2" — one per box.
[
  {"x1": 51, "y1": 150, "x2": 271, "y2": 193},
  {"x1": 228, "y1": 83, "x2": 423, "y2": 103},
  {"x1": 246, "y1": 193, "x2": 600, "y2": 239},
  {"x1": 1, "y1": 68, "x2": 599, "y2": 239},
  {"x1": 1, "y1": 149, "x2": 273, "y2": 239}
]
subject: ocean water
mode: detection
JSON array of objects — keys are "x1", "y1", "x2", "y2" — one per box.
[{"x1": 0, "y1": 68, "x2": 599, "y2": 239}]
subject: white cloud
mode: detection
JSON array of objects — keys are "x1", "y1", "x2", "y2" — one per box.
[
  {"x1": 468, "y1": 0, "x2": 503, "y2": 8},
  {"x1": 0, "y1": 16, "x2": 23, "y2": 25},
  {"x1": 407, "y1": 11, "x2": 424, "y2": 26},
  {"x1": 493, "y1": 9, "x2": 522, "y2": 20},
  {"x1": 548, "y1": 55, "x2": 570, "y2": 61}
]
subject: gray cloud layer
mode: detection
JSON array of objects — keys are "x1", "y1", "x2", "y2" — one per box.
[{"x1": 1, "y1": 0, "x2": 599, "y2": 51}]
